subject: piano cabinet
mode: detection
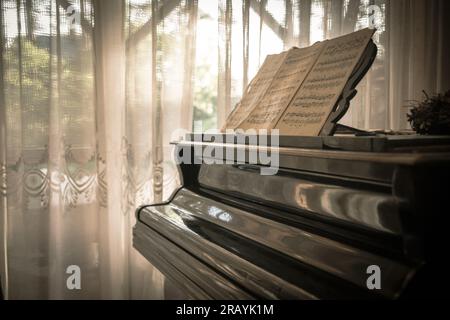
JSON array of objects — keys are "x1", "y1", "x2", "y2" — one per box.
[{"x1": 133, "y1": 135, "x2": 450, "y2": 299}]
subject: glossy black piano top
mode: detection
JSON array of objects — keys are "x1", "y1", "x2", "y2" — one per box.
[
  {"x1": 185, "y1": 133, "x2": 450, "y2": 152},
  {"x1": 133, "y1": 135, "x2": 450, "y2": 299}
]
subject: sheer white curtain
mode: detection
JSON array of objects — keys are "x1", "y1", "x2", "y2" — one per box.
[
  {"x1": 1, "y1": 0, "x2": 449, "y2": 300},
  {"x1": 0, "y1": 0, "x2": 103, "y2": 299},
  {"x1": 386, "y1": 0, "x2": 450, "y2": 129},
  {"x1": 0, "y1": 0, "x2": 171, "y2": 299}
]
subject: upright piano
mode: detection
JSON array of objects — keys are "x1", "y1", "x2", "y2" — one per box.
[{"x1": 133, "y1": 134, "x2": 450, "y2": 299}]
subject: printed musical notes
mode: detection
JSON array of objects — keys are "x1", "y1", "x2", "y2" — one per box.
[
  {"x1": 239, "y1": 42, "x2": 324, "y2": 130},
  {"x1": 275, "y1": 28, "x2": 375, "y2": 135},
  {"x1": 222, "y1": 28, "x2": 376, "y2": 136},
  {"x1": 223, "y1": 53, "x2": 286, "y2": 129}
]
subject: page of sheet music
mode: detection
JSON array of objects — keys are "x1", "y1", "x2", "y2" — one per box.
[
  {"x1": 275, "y1": 28, "x2": 375, "y2": 136},
  {"x1": 223, "y1": 53, "x2": 286, "y2": 130},
  {"x1": 238, "y1": 42, "x2": 325, "y2": 130}
]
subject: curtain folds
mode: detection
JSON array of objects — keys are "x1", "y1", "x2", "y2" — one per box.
[
  {"x1": 386, "y1": 0, "x2": 450, "y2": 129},
  {"x1": 0, "y1": 0, "x2": 449, "y2": 299},
  {"x1": 217, "y1": 0, "x2": 233, "y2": 128}
]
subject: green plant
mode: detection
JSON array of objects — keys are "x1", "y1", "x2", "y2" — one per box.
[{"x1": 407, "y1": 90, "x2": 450, "y2": 135}]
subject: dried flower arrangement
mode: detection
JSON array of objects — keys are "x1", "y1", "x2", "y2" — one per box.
[{"x1": 407, "y1": 90, "x2": 450, "y2": 135}]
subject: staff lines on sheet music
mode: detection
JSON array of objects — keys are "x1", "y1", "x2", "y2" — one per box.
[
  {"x1": 307, "y1": 72, "x2": 347, "y2": 84},
  {"x1": 291, "y1": 101, "x2": 328, "y2": 108},
  {"x1": 314, "y1": 61, "x2": 354, "y2": 73},
  {"x1": 229, "y1": 53, "x2": 288, "y2": 129},
  {"x1": 316, "y1": 54, "x2": 358, "y2": 67},
  {"x1": 302, "y1": 81, "x2": 341, "y2": 91},
  {"x1": 323, "y1": 36, "x2": 368, "y2": 56},
  {"x1": 274, "y1": 29, "x2": 375, "y2": 134},
  {"x1": 294, "y1": 94, "x2": 335, "y2": 101},
  {"x1": 239, "y1": 43, "x2": 327, "y2": 129}
]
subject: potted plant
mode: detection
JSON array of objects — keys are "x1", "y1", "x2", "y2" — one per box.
[{"x1": 407, "y1": 90, "x2": 450, "y2": 135}]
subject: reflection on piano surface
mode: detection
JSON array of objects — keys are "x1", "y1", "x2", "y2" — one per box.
[{"x1": 133, "y1": 134, "x2": 450, "y2": 299}]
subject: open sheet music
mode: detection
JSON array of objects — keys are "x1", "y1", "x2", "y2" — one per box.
[
  {"x1": 222, "y1": 28, "x2": 376, "y2": 136},
  {"x1": 223, "y1": 52, "x2": 286, "y2": 129}
]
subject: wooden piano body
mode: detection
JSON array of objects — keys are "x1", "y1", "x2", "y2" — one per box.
[{"x1": 133, "y1": 134, "x2": 450, "y2": 299}]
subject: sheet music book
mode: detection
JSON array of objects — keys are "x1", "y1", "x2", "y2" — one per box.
[{"x1": 222, "y1": 28, "x2": 376, "y2": 136}]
